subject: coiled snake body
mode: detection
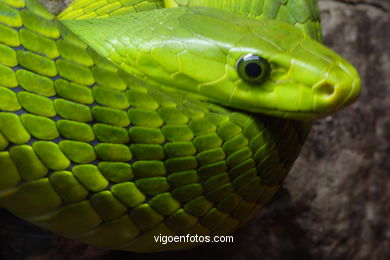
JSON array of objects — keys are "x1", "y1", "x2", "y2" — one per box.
[{"x1": 0, "y1": 0, "x2": 360, "y2": 252}]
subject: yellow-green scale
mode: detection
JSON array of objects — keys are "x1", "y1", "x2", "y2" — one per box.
[{"x1": 0, "y1": 0, "x2": 311, "y2": 253}]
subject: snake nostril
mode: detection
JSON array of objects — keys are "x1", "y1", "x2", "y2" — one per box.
[{"x1": 315, "y1": 82, "x2": 335, "y2": 96}]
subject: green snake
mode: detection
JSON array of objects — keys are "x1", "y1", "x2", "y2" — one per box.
[{"x1": 0, "y1": 0, "x2": 360, "y2": 253}]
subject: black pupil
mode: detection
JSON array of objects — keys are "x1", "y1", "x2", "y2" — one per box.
[{"x1": 245, "y1": 62, "x2": 262, "y2": 78}]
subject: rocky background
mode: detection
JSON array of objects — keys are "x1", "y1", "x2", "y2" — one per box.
[{"x1": 0, "y1": 0, "x2": 389, "y2": 259}]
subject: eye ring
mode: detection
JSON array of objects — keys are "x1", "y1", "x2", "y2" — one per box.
[{"x1": 236, "y1": 53, "x2": 270, "y2": 85}]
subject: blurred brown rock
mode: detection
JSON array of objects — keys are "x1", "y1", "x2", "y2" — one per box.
[{"x1": 0, "y1": 0, "x2": 389, "y2": 259}]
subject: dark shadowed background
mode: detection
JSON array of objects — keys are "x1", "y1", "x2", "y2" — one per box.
[{"x1": 0, "y1": 0, "x2": 389, "y2": 259}]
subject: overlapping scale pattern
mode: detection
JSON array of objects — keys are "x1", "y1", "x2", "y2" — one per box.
[
  {"x1": 167, "y1": 0, "x2": 322, "y2": 41},
  {"x1": 0, "y1": 0, "x2": 311, "y2": 252},
  {"x1": 59, "y1": 0, "x2": 165, "y2": 20}
]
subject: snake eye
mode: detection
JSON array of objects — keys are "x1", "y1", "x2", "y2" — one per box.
[{"x1": 236, "y1": 53, "x2": 270, "y2": 85}]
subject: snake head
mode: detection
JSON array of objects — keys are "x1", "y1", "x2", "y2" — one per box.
[{"x1": 64, "y1": 7, "x2": 361, "y2": 120}]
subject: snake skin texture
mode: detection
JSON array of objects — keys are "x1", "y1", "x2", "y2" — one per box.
[
  {"x1": 60, "y1": 1, "x2": 360, "y2": 120},
  {"x1": 0, "y1": 0, "x2": 358, "y2": 253},
  {"x1": 60, "y1": 0, "x2": 322, "y2": 43}
]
